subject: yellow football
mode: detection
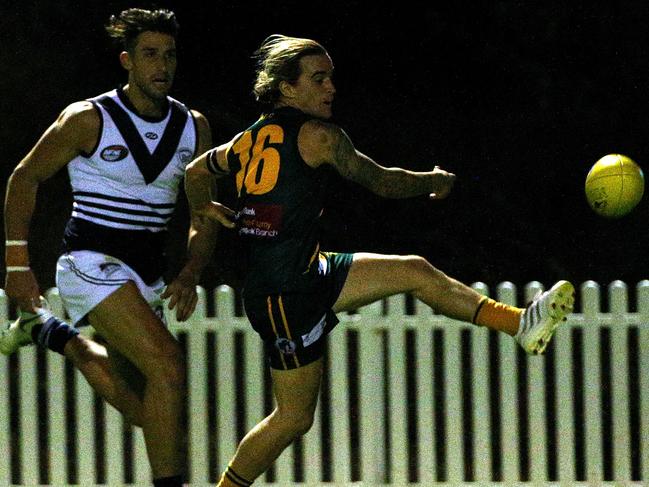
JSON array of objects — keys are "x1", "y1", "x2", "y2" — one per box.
[{"x1": 585, "y1": 154, "x2": 644, "y2": 218}]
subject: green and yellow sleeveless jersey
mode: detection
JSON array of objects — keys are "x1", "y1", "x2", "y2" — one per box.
[{"x1": 226, "y1": 107, "x2": 333, "y2": 295}]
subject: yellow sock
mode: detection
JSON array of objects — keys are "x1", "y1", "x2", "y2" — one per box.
[
  {"x1": 217, "y1": 465, "x2": 253, "y2": 487},
  {"x1": 472, "y1": 297, "x2": 523, "y2": 336}
]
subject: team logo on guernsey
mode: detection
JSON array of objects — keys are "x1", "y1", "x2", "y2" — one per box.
[
  {"x1": 275, "y1": 338, "x2": 297, "y2": 355},
  {"x1": 177, "y1": 148, "x2": 193, "y2": 164},
  {"x1": 100, "y1": 145, "x2": 129, "y2": 162},
  {"x1": 145, "y1": 132, "x2": 159, "y2": 140}
]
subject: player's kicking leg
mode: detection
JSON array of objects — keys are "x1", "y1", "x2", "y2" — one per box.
[{"x1": 333, "y1": 253, "x2": 574, "y2": 354}]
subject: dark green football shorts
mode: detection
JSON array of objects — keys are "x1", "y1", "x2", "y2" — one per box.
[{"x1": 243, "y1": 252, "x2": 353, "y2": 370}]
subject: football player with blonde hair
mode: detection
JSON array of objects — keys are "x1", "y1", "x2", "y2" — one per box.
[{"x1": 186, "y1": 34, "x2": 575, "y2": 486}]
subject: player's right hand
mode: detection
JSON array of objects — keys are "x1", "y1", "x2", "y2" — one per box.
[
  {"x1": 193, "y1": 201, "x2": 237, "y2": 229},
  {"x1": 429, "y1": 166, "x2": 456, "y2": 200},
  {"x1": 5, "y1": 269, "x2": 41, "y2": 312}
]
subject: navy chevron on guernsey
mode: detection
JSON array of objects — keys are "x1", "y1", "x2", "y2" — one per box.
[{"x1": 96, "y1": 93, "x2": 189, "y2": 184}]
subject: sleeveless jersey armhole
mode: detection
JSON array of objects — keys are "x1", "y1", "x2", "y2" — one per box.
[
  {"x1": 189, "y1": 109, "x2": 199, "y2": 159},
  {"x1": 79, "y1": 101, "x2": 103, "y2": 158}
]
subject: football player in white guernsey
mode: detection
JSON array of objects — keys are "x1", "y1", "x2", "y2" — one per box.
[{"x1": 3, "y1": 9, "x2": 219, "y2": 486}]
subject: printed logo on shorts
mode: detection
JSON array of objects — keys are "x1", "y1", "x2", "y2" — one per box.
[
  {"x1": 302, "y1": 314, "x2": 326, "y2": 347},
  {"x1": 99, "y1": 262, "x2": 121, "y2": 272},
  {"x1": 100, "y1": 145, "x2": 129, "y2": 162},
  {"x1": 275, "y1": 338, "x2": 297, "y2": 355}
]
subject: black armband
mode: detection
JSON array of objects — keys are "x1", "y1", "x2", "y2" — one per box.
[{"x1": 207, "y1": 148, "x2": 229, "y2": 176}]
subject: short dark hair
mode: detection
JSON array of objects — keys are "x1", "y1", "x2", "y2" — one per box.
[
  {"x1": 105, "y1": 8, "x2": 179, "y2": 52},
  {"x1": 252, "y1": 34, "x2": 328, "y2": 105}
]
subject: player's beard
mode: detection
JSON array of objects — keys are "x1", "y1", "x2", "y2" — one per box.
[
  {"x1": 132, "y1": 74, "x2": 173, "y2": 104},
  {"x1": 143, "y1": 80, "x2": 171, "y2": 102}
]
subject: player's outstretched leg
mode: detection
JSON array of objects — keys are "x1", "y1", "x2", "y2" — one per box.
[{"x1": 332, "y1": 253, "x2": 575, "y2": 355}]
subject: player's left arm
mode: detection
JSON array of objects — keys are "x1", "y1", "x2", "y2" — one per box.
[
  {"x1": 184, "y1": 135, "x2": 237, "y2": 226},
  {"x1": 163, "y1": 110, "x2": 224, "y2": 321},
  {"x1": 299, "y1": 119, "x2": 456, "y2": 199}
]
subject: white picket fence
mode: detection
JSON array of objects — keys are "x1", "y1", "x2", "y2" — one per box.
[{"x1": 0, "y1": 280, "x2": 647, "y2": 486}]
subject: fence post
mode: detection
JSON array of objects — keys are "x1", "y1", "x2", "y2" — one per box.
[
  {"x1": 357, "y1": 300, "x2": 385, "y2": 483},
  {"x1": 17, "y1": 346, "x2": 39, "y2": 485},
  {"x1": 637, "y1": 280, "x2": 649, "y2": 482},
  {"x1": 186, "y1": 286, "x2": 210, "y2": 484},
  {"x1": 329, "y1": 314, "x2": 352, "y2": 483},
  {"x1": 414, "y1": 299, "x2": 435, "y2": 484},
  {"x1": 609, "y1": 280, "x2": 632, "y2": 481},
  {"x1": 471, "y1": 282, "x2": 492, "y2": 481},
  {"x1": 0, "y1": 290, "x2": 11, "y2": 486},
  {"x1": 442, "y1": 315, "x2": 464, "y2": 483},
  {"x1": 214, "y1": 285, "x2": 239, "y2": 477},
  {"x1": 555, "y1": 283, "x2": 576, "y2": 482},
  {"x1": 0, "y1": 289, "x2": 8, "y2": 321},
  {"x1": 497, "y1": 281, "x2": 520, "y2": 481},
  {"x1": 582, "y1": 280, "x2": 604, "y2": 482},
  {"x1": 385, "y1": 294, "x2": 409, "y2": 484},
  {"x1": 524, "y1": 282, "x2": 549, "y2": 482}
]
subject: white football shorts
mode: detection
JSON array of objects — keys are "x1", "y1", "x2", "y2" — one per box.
[{"x1": 56, "y1": 250, "x2": 165, "y2": 326}]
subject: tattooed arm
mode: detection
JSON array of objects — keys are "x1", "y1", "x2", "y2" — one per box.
[{"x1": 297, "y1": 119, "x2": 456, "y2": 199}]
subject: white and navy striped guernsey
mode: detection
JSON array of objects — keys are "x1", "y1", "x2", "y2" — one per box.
[{"x1": 62, "y1": 87, "x2": 198, "y2": 283}]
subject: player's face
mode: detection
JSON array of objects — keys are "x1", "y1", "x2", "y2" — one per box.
[
  {"x1": 289, "y1": 54, "x2": 336, "y2": 119},
  {"x1": 125, "y1": 31, "x2": 177, "y2": 101}
]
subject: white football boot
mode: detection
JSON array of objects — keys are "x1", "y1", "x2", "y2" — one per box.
[
  {"x1": 516, "y1": 280, "x2": 575, "y2": 355},
  {"x1": 0, "y1": 297, "x2": 52, "y2": 355}
]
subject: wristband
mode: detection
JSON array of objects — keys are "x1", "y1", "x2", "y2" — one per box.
[
  {"x1": 5, "y1": 240, "x2": 28, "y2": 246},
  {"x1": 6, "y1": 266, "x2": 30, "y2": 272}
]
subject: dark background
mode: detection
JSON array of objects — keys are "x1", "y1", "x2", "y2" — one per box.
[{"x1": 2, "y1": 1, "x2": 649, "y2": 296}]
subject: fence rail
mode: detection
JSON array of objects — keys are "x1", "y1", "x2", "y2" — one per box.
[{"x1": 0, "y1": 280, "x2": 647, "y2": 485}]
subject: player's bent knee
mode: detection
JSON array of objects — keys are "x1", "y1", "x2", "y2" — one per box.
[
  {"x1": 402, "y1": 255, "x2": 436, "y2": 277},
  {"x1": 402, "y1": 254, "x2": 428, "y2": 267},
  {"x1": 287, "y1": 417, "x2": 314, "y2": 439},
  {"x1": 278, "y1": 409, "x2": 315, "y2": 438},
  {"x1": 400, "y1": 254, "x2": 453, "y2": 291},
  {"x1": 294, "y1": 413, "x2": 315, "y2": 437}
]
